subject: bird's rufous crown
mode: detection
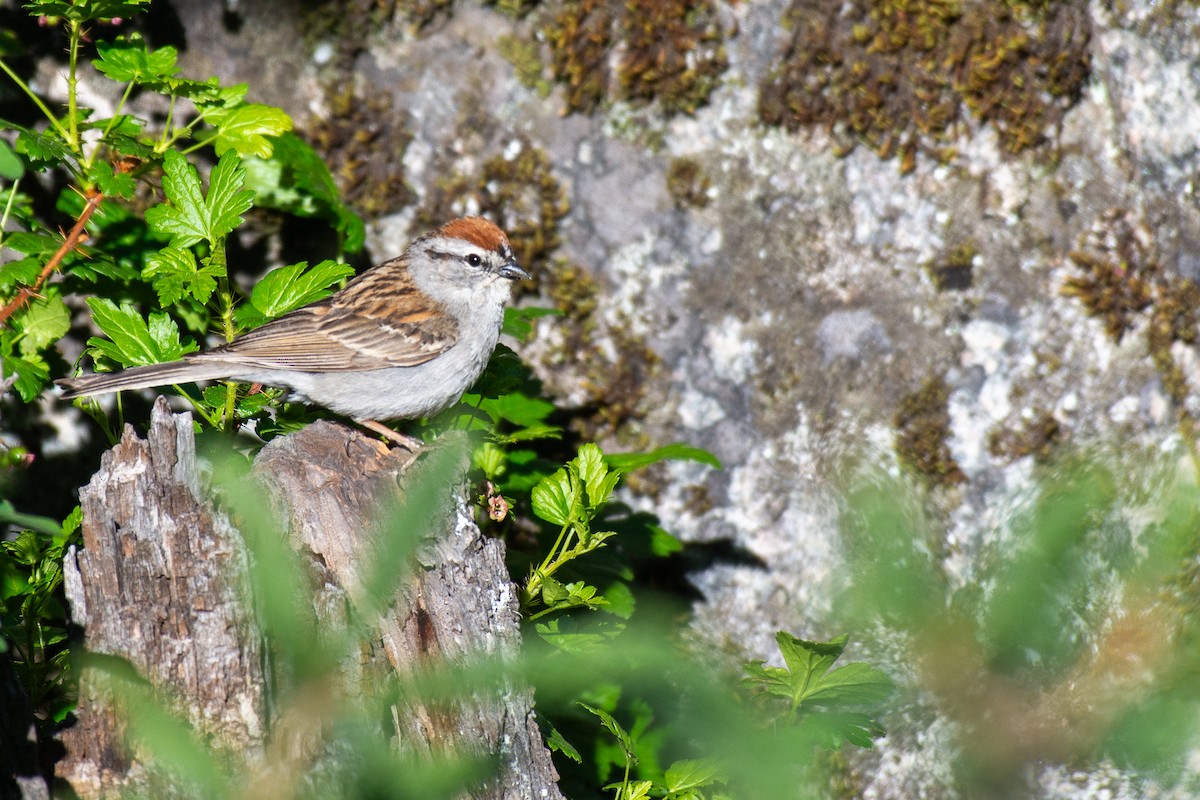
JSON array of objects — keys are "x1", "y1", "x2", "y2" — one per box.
[{"x1": 439, "y1": 217, "x2": 510, "y2": 252}]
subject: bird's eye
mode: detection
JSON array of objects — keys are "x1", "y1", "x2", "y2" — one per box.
[{"x1": 466, "y1": 253, "x2": 483, "y2": 267}]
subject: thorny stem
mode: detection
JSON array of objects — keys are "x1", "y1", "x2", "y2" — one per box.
[{"x1": 0, "y1": 187, "x2": 104, "y2": 326}]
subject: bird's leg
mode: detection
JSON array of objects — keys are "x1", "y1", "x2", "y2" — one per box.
[{"x1": 356, "y1": 418, "x2": 424, "y2": 451}]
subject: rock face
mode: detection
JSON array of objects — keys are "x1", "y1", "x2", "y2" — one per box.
[{"x1": 73, "y1": 1, "x2": 1199, "y2": 796}]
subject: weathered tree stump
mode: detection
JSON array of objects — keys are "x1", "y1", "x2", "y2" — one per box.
[{"x1": 56, "y1": 398, "x2": 562, "y2": 799}]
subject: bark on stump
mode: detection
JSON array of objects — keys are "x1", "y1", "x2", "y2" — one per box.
[{"x1": 56, "y1": 398, "x2": 562, "y2": 799}]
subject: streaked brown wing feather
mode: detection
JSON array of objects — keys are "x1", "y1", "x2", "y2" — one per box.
[{"x1": 197, "y1": 259, "x2": 459, "y2": 372}]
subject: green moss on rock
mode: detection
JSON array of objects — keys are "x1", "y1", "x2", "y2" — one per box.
[
  {"x1": 894, "y1": 376, "x2": 966, "y2": 487},
  {"x1": 542, "y1": 0, "x2": 729, "y2": 116},
  {"x1": 759, "y1": 0, "x2": 1091, "y2": 172}
]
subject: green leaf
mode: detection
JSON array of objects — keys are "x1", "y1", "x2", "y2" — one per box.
[
  {"x1": 544, "y1": 720, "x2": 582, "y2": 763},
  {"x1": 579, "y1": 702, "x2": 638, "y2": 763},
  {"x1": 502, "y1": 305, "x2": 561, "y2": 341},
  {"x1": 599, "y1": 580, "x2": 635, "y2": 619},
  {"x1": 94, "y1": 36, "x2": 178, "y2": 83},
  {"x1": 605, "y1": 443, "x2": 722, "y2": 473},
  {"x1": 145, "y1": 150, "x2": 252, "y2": 249},
  {"x1": 145, "y1": 150, "x2": 208, "y2": 247},
  {"x1": 573, "y1": 443, "x2": 612, "y2": 509},
  {"x1": 804, "y1": 661, "x2": 895, "y2": 707},
  {"x1": 540, "y1": 575, "x2": 569, "y2": 606},
  {"x1": 17, "y1": 295, "x2": 70, "y2": 354},
  {"x1": 664, "y1": 759, "x2": 722, "y2": 795},
  {"x1": 241, "y1": 132, "x2": 365, "y2": 252},
  {"x1": 777, "y1": 632, "x2": 846, "y2": 693},
  {"x1": 0, "y1": 257, "x2": 42, "y2": 291},
  {"x1": 15, "y1": 128, "x2": 74, "y2": 170},
  {"x1": 83, "y1": 114, "x2": 143, "y2": 139},
  {"x1": 60, "y1": 505, "x2": 83, "y2": 542},
  {"x1": 1, "y1": 232, "x2": 58, "y2": 256},
  {"x1": 88, "y1": 159, "x2": 136, "y2": 199},
  {"x1": 532, "y1": 581, "x2": 609, "y2": 619},
  {"x1": 531, "y1": 467, "x2": 577, "y2": 527},
  {"x1": 193, "y1": 83, "x2": 248, "y2": 111},
  {"x1": 649, "y1": 525, "x2": 683, "y2": 557},
  {"x1": 203, "y1": 104, "x2": 293, "y2": 158},
  {"x1": 143, "y1": 246, "x2": 222, "y2": 306},
  {"x1": 85, "y1": 297, "x2": 194, "y2": 367},
  {"x1": 533, "y1": 618, "x2": 622, "y2": 651},
  {"x1": 0, "y1": 500, "x2": 62, "y2": 537},
  {"x1": 204, "y1": 149, "x2": 255, "y2": 240},
  {"x1": 0, "y1": 138, "x2": 23, "y2": 180},
  {"x1": 602, "y1": 780, "x2": 652, "y2": 800},
  {"x1": 4, "y1": 353, "x2": 49, "y2": 401},
  {"x1": 24, "y1": 0, "x2": 151, "y2": 24},
  {"x1": 742, "y1": 631, "x2": 893, "y2": 747},
  {"x1": 479, "y1": 391, "x2": 555, "y2": 429},
  {"x1": 236, "y1": 259, "x2": 354, "y2": 327}
]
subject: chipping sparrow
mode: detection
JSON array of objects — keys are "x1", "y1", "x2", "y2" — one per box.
[{"x1": 57, "y1": 217, "x2": 531, "y2": 448}]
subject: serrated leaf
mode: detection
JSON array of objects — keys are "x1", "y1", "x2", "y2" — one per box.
[
  {"x1": 533, "y1": 581, "x2": 609, "y2": 616},
  {"x1": 664, "y1": 759, "x2": 722, "y2": 794},
  {"x1": 94, "y1": 37, "x2": 178, "y2": 83},
  {"x1": 531, "y1": 467, "x2": 577, "y2": 526},
  {"x1": 572, "y1": 443, "x2": 611, "y2": 509},
  {"x1": 143, "y1": 246, "x2": 222, "y2": 306},
  {"x1": 85, "y1": 297, "x2": 193, "y2": 367},
  {"x1": 146, "y1": 150, "x2": 252, "y2": 249},
  {"x1": 192, "y1": 83, "x2": 248, "y2": 112},
  {"x1": 83, "y1": 114, "x2": 143, "y2": 138},
  {"x1": 4, "y1": 353, "x2": 49, "y2": 401},
  {"x1": 203, "y1": 104, "x2": 292, "y2": 158},
  {"x1": 602, "y1": 780, "x2": 652, "y2": 800},
  {"x1": 579, "y1": 702, "x2": 637, "y2": 762},
  {"x1": 236, "y1": 259, "x2": 354, "y2": 327},
  {"x1": 204, "y1": 149, "x2": 254, "y2": 239},
  {"x1": 26, "y1": 0, "x2": 150, "y2": 23},
  {"x1": 148, "y1": 311, "x2": 194, "y2": 359},
  {"x1": 88, "y1": 159, "x2": 136, "y2": 199},
  {"x1": 544, "y1": 721, "x2": 582, "y2": 763},
  {"x1": 500, "y1": 424, "x2": 563, "y2": 443},
  {"x1": 534, "y1": 618, "x2": 622, "y2": 652},
  {"x1": 60, "y1": 505, "x2": 82, "y2": 540},
  {"x1": 777, "y1": 632, "x2": 846, "y2": 686},
  {"x1": 605, "y1": 443, "x2": 722, "y2": 473},
  {"x1": 744, "y1": 631, "x2": 893, "y2": 733},
  {"x1": 0, "y1": 257, "x2": 43, "y2": 291},
  {"x1": 15, "y1": 128, "x2": 74, "y2": 168},
  {"x1": 473, "y1": 441, "x2": 507, "y2": 479},
  {"x1": 803, "y1": 661, "x2": 894, "y2": 707},
  {"x1": 146, "y1": 150, "x2": 208, "y2": 246},
  {"x1": 17, "y1": 295, "x2": 69, "y2": 354}
]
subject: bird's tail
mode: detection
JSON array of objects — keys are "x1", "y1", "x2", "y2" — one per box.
[{"x1": 56, "y1": 360, "x2": 233, "y2": 399}]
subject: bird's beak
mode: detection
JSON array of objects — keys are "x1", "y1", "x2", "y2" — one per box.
[{"x1": 499, "y1": 259, "x2": 531, "y2": 281}]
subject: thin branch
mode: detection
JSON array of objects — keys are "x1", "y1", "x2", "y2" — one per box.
[{"x1": 0, "y1": 187, "x2": 104, "y2": 326}]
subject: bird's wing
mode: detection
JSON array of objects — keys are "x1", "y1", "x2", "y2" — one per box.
[{"x1": 197, "y1": 261, "x2": 459, "y2": 372}]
